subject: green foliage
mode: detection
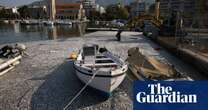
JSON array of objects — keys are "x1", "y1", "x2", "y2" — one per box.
[
  {"x1": 124, "y1": 5, "x2": 131, "y2": 13},
  {"x1": 118, "y1": 6, "x2": 129, "y2": 19},
  {"x1": 105, "y1": 5, "x2": 129, "y2": 20},
  {"x1": 0, "y1": 9, "x2": 6, "y2": 18},
  {"x1": 0, "y1": 8, "x2": 18, "y2": 19},
  {"x1": 18, "y1": 6, "x2": 30, "y2": 18},
  {"x1": 88, "y1": 5, "x2": 129, "y2": 21},
  {"x1": 88, "y1": 10, "x2": 102, "y2": 20}
]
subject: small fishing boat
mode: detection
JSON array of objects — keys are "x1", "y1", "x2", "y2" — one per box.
[
  {"x1": 0, "y1": 56, "x2": 22, "y2": 76},
  {"x1": 43, "y1": 20, "x2": 54, "y2": 26},
  {"x1": 127, "y1": 47, "x2": 190, "y2": 80},
  {"x1": 20, "y1": 20, "x2": 39, "y2": 25},
  {"x1": 74, "y1": 44, "x2": 128, "y2": 94}
]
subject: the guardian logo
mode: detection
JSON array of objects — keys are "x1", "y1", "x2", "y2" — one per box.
[{"x1": 136, "y1": 83, "x2": 197, "y2": 104}]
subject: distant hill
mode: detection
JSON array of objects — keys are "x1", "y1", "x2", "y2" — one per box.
[
  {"x1": 27, "y1": 0, "x2": 155, "y2": 7},
  {"x1": 27, "y1": 0, "x2": 79, "y2": 7},
  {"x1": 27, "y1": 1, "x2": 46, "y2": 7},
  {"x1": 96, "y1": 0, "x2": 155, "y2": 6}
]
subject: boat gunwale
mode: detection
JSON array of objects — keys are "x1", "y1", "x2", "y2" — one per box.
[{"x1": 74, "y1": 64, "x2": 126, "y2": 78}]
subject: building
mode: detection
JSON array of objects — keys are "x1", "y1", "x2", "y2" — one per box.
[
  {"x1": 95, "y1": 4, "x2": 105, "y2": 14},
  {"x1": 130, "y1": 0, "x2": 148, "y2": 18},
  {"x1": 28, "y1": 6, "x2": 47, "y2": 19},
  {"x1": 45, "y1": 0, "x2": 97, "y2": 19},
  {"x1": 0, "y1": 6, "x2": 18, "y2": 19},
  {"x1": 159, "y1": 0, "x2": 208, "y2": 27},
  {"x1": 45, "y1": 0, "x2": 85, "y2": 20},
  {"x1": 81, "y1": 0, "x2": 96, "y2": 17},
  {"x1": 160, "y1": 0, "x2": 196, "y2": 26},
  {"x1": 160, "y1": 0, "x2": 195, "y2": 17},
  {"x1": 56, "y1": 3, "x2": 85, "y2": 20},
  {"x1": 4, "y1": 7, "x2": 18, "y2": 14}
]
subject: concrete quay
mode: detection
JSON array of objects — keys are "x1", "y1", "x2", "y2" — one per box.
[{"x1": 0, "y1": 31, "x2": 206, "y2": 110}]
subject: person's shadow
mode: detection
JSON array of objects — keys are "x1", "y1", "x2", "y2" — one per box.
[{"x1": 30, "y1": 60, "x2": 108, "y2": 110}]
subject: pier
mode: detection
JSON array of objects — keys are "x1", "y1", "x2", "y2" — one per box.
[
  {"x1": 0, "y1": 31, "x2": 206, "y2": 110},
  {"x1": 154, "y1": 36, "x2": 208, "y2": 76}
]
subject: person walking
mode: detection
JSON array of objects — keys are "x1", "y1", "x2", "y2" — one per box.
[{"x1": 116, "y1": 28, "x2": 123, "y2": 41}]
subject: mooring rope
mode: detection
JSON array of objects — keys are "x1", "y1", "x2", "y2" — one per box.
[{"x1": 63, "y1": 69, "x2": 99, "y2": 110}]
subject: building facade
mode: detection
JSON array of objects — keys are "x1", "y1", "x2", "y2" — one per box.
[
  {"x1": 45, "y1": 0, "x2": 85, "y2": 20},
  {"x1": 4, "y1": 7, "x2": 18, "y2": 14},
  {"x1": 159, "y1": 0, "x2": 208, "y2": 27},
  {"x1": 28, "y1": 6, "x2": 47, "y2": 19},
  {"x1": 130, "y1": 0, "x2": 148, "y2": 18},
  {"x1": 160, "y1": 0, "x2": 196, "y2": 26},
  {"x1": 81, "y1": 0, "x2": 96, "y2": 18},
  {"x1": 95, "y1": 4, "x2": 105, "y2": 14},
  {"x1": 160, "y1": 0, "x2": 195, "y2": 17},
  {"x1": 56, "y1": 3, "x2": 85, "y2": 20}
]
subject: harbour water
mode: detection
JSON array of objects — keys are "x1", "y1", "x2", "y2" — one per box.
[{"x1": 0, "y1": 22, "x2": 86, "y2": 44}]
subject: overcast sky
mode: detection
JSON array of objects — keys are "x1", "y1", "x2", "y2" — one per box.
[
  {"x1": 0, "y1": 0, "x2": 154, "y2": 7},
  {"x1": 0, "y1": 0, "x2": 39, "y2": 7}
]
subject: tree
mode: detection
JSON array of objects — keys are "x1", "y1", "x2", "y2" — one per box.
[
  {"x1": 0, "y1": 8, "x2": 7, "y2": 18},
  {"x1": 118, "y1": 6, "x2": 129, "y2": 19},
  {"x1": 18, "y1": 6, "x2": 30, "y2": 19},
  {"x1": 124, "y1": 5, "x2": 131, "y2": 14},
  {"x1": 105, "y1": 5, "x2": 129, "y2": 20},
  {"x1": 88, "y1": 10, "x2": 102, "y2": 20},
  {"x1": 0, "y1": 8, "x2": 19, "y2": 19},
  {"x1": 105, "y1": 5, "x2": 118, "y2": 20}
]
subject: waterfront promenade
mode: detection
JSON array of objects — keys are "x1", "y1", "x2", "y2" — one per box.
[{"x1": 0, "y1": 31, "x2": 206, "y2": 110}]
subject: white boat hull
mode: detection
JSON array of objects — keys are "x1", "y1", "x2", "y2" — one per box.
[{"x1": 74, "y1": 64, "x2": 127, "y2": 93}]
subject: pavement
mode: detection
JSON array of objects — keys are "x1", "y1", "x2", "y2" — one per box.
[{"x1": 0, "y1": 31, "x2": 206, "y2": 110}]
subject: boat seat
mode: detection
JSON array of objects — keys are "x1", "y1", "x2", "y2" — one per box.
[
  {"x1": 95, "y1": 58, "x2": 112, "y2": 61},
  {"x1": 83, "y1": 63, "x2": 118, "y2": 67},
  {"x1": 84, "y1": 56, "x2": 113, "y2": 64},
  {"x1": 96, "y1": 55, "x2": 107, "y2": 58}
]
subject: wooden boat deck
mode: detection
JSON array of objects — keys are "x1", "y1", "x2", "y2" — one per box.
[
  {"x1": 83, "y1": 63, "x2": 118, "y2": 67},
  {"x1": 83, "y1": 53, "x2": 118, "y2": 68}
]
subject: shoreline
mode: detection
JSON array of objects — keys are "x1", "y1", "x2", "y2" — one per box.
[{"x1": 0, "y1": 31, "x2": 205, "y2": 110}]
